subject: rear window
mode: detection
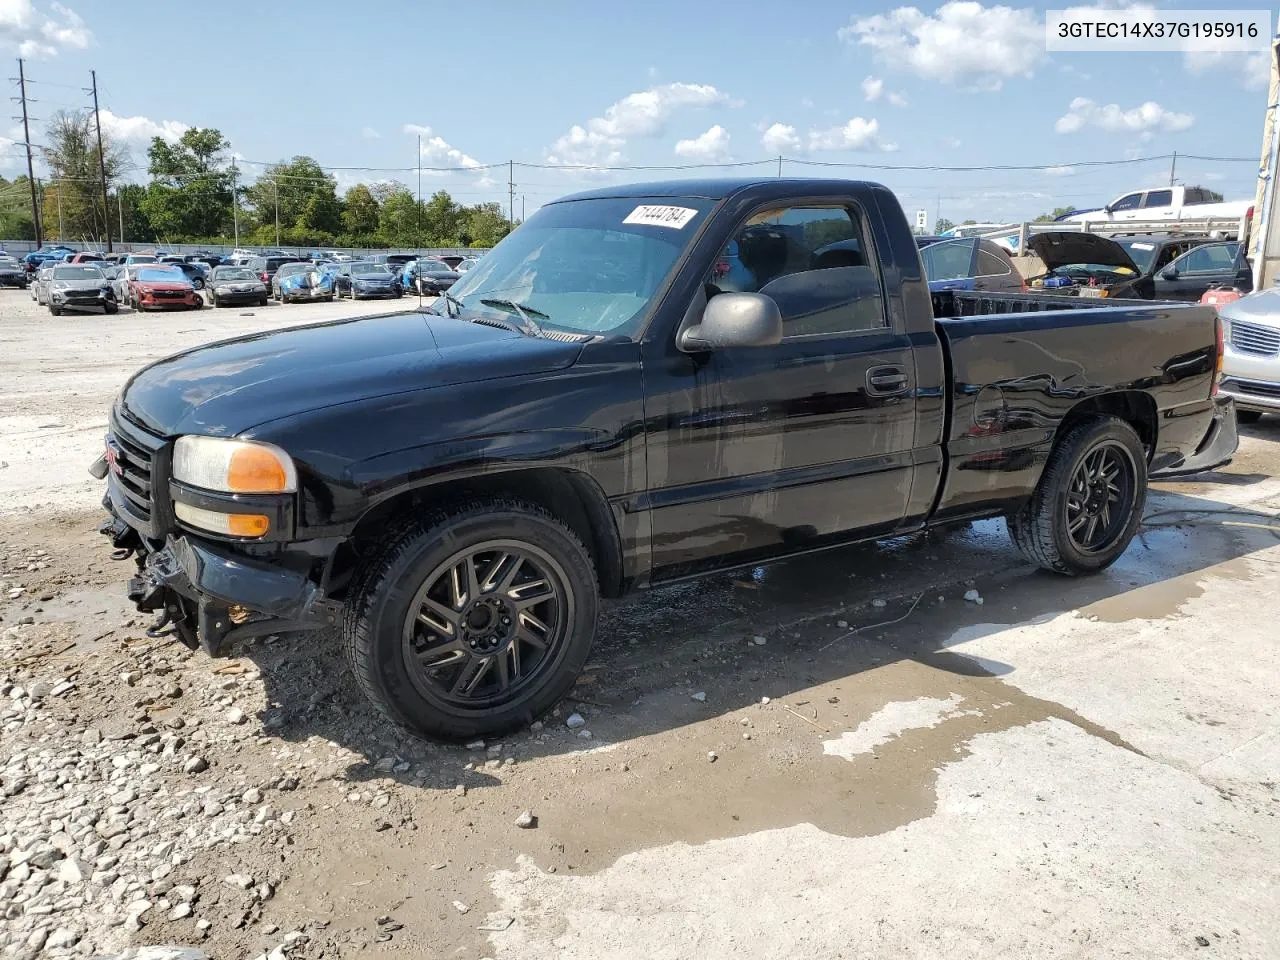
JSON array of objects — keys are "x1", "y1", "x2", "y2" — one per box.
[{"x1": 266, "y1": 257, "x2": 297, "y2": 270}]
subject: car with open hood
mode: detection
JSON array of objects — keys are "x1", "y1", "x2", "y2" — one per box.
[
  {"x1": 128, "y1": 266, "x2": 201, "y2": 311},
  {"x1": 273, "y1": 262, "x2": 335, "y2": 303},
  {"x1": 1023, "y1": 232, "x2": 1200, "y2": 299},
  {"x1": 46, "y1": 264, "x2": 118, "y2": 316}
]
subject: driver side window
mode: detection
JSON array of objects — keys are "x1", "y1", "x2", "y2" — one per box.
[
  {"x1": 1111, "y1": 193, "x2": 1142, "y2": 212},
  {"x1": 706, "y1": 204, "x2": 887, "y2": 338}
]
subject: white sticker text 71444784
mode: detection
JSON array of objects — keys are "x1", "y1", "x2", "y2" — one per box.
[{"x1": 622, "y1": 205, "x2": 699, "y2": 229}]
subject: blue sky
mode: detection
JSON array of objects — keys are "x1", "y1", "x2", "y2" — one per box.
[{"x1": 0, "y1": 0, "x2": 1271, "y2": 224}]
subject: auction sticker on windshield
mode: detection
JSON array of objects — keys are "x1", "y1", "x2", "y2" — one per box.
[{"x1": 623, "y1": 205, "x2": 699, "y2": 229}]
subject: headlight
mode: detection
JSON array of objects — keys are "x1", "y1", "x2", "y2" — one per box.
[
  {"x1": 51, "y1": 281, "x2": 68, "y2": 290},
  {"x1": 174, "y1": 502, "x2": 270, "y2": 538},
  {"x1": 172, "y1": 436, "x2": 297, "y2": 494},
  {"x1": 215, "y1": 286, "x2": 231, "y2": 294}
]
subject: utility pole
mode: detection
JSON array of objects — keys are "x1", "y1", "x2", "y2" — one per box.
[
  {"x1": 117, "y1": 190, "x2": 124, "y2": 245},
  {"x1": 1169, "y1": 150, "x2": 1177, "y2": 187},
  {"x1": 416, "y1": 134, "x2": 422, "y2": 241},
  {"x1": 521, "y1": 195, "x2": 525, "y2": 221},
  {"x1": 508, "y1": 159, "x2": 515, "y2": 226},
  {"x1": 777, "y1": 155, "x2": 782, "y2": 177},
  {"x1": 230, "y1": 156, "x2": 239, "y2": 248},
  {"x1": 55, "y1": 182, "x2": 62, "y2": 240},
  {"x1": 274, "y1": 178, "x2": 280, "y2": 247},
  {"x1": 14, "y1": 58, "x2": 42, "y2": 247},
  {"x1": 89, "y1": 70, "x2": 111, "y2": 252}
]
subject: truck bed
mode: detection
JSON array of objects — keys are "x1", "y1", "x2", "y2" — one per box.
[{"x1": 931, "y1": 289, "x2": 1151, "y2": 318}]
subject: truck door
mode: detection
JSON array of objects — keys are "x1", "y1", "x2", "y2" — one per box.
[{"x1": 640, "y1": 200, "x2": 921, "y2": 578}]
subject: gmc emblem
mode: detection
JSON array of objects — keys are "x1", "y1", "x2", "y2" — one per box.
[{"x1": 104, "y1": 440, "x2": 125, "y2": 477}]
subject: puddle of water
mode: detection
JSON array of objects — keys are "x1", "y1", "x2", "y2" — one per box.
[{"x1": 823, "y1": 693, "x2": 971, "y2": 760}]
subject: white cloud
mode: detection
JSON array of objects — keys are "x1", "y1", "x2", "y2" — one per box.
[
  {"x1": 403, "y1": 124, "x2": 481, "y2": 169},
  {"x1": 674, "y1": 124, "x2": 731, "y2": 162},
  {"x1": 1043, "y1": 165, "x2": 1076, "y2": 176},
  {"x1": 800, "y1": 97, "x2": 815, "y2": 109},
  {"x1": 0, "y1": 0, "x2": 91, "y2": 58},
  {"x1": 840, "y1": 1, "x2": 1042, "y2": 90},
  {"x1": 760, "y1": 122, "x2": 801, "y2": 154},
  {"x1": 861, "y1": 76, "x2": 884, "y2": 101},
  {"x1": 547, "y1": 82, "x2": 730, "y2": 165},
  {"x1": 100, "y1": 109, "x2": 188, "y2": 145},
  {"x1": 1201, "y1": 171, "x2": 1225, "y2": 182},
  {"x1": 1185, "y1": 49, "x2": 1269, "y2": 91},
  {"x1": 1054, "y1": 97, "x2": 1193, "y2": 134},
  {"x1": 808, "y1": 116, "x2": 896, "y2": 152},
  {"x1": 360, "y1": 126, "x2": 380, "y2": 140},
  {"x1": 887, "y1": 91, "x2": 909, "y2": 107}
]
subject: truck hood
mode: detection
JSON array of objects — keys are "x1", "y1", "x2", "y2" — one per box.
[
  {"x1": 120, "y1": 310, "x2": 583, "y2": 437},
  {"x1": 1026, "y1": 232, "x2": 1139, "y2": 272}
]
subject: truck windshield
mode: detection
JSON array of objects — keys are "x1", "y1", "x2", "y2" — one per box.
[{"x1": 446, "y1": 196, "x2": 714, "y2": 337}]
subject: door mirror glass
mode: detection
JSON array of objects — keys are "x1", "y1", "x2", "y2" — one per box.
[
  {"x1": 679, "y1": 292, "x2": 783, "y2": 352},
  {"x1": 1161, "y1": 267, "x2": 1179, "y2": 280}
]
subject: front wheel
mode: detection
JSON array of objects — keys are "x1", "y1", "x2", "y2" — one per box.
[
  {"x1": 1237, "y1": 410, "x2": 1263, "y2": 425},
  {"x1": 104, "y1": 301, "x2": 118, "y2": 315},
  {"x1": 1007, "y1": 416, "x2": 1146, "y2": 575},
  {"x1": 342, "y1": 500, "x2": 599, "y2": 741},
  {"x1": 48, "y1": 304, "x2": 61, "y2": 316}
]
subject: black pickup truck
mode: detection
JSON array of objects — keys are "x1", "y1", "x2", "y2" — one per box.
[{"x1": 92, "y1": 178, "x2": 1237, "y2": 741}]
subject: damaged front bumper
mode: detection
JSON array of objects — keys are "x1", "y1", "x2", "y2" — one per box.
[{"x1": 99, "y1": 509, "x2": 341, "y2": 656}]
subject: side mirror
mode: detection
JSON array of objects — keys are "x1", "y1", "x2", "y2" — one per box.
[
  {"x1": 1161, "y1": 267, "x2": 1179, "y2": 280},
  {"x1": 1103, "y1": 204, "x2": 1113, "y2": 214},
  {"x1": 678, "y1": 292, "x2": 783, "y2": 352}
]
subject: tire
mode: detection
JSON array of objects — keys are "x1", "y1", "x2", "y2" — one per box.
[
  {"x1": 343, "y1": 498, "x2": 598, "y2": 741},
  {"x1": 211, "y1": 292, "x2": 221, "y2": 308},
  {"x1": 189, "y1": 299, "x2": 201, "y2": 310},
  {"x1": 48, "y1": 304, "x2": 61, "y2": 316},
  {"x1": 325, "y1": 293, "x2": 334, "y2": 302},
  {"x1": 259, "y1": 297, "x2": 268, "y2": 307},
  {"x1": 1007, "y1": 415, "x2": 1147, "y2": 575},
  {"x1": 104, "y1": 301, "x2": 118, "y2": 315},
  {"x1": 1237, "y1": 410, "x2": 1263, "y2": 424}
]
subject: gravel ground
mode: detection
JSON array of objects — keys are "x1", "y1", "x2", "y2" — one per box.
[{"x1": 2, "y1": 288, "x2": 1279, "y2": 959}]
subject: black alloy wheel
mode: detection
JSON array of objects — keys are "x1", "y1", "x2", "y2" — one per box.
[
  {"x1": 1063, "y1": 440, "x2": 1136, "y2": 555},
  {"x1": 402, "y1": 541, "x2": 570, "y2": 709}
]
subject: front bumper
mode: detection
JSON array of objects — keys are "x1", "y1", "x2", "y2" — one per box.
[
  {"x1": 98, "y1": 505, "x2": 340, "y2": 656},
  {"x1": 1151, "y1": 396, "x2": 1239, "y2": 478},
  {"x1": 52, "y1": 290, "x2": 113, "y2": 308},
  {"x1": 281, "y1": 286, "x2": 333, "y2": 301},
  {"x1": 1219, "y1": 376, "x2": 1280, "y2": 413},
  {"x1": 351, "y1": 285, "x2": 399, "y2": 298}
]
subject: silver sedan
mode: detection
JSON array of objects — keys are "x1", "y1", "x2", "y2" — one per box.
[{"x1": 1218, "y1": 287, "x2": 1280, "y2": 423}]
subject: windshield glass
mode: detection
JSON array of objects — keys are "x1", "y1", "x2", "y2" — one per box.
[
  {"x1": 352, "y1": 264, "x2": 391, "y2": 277},
  {"x1": 214, "y1": 268, "x2": 255, "y2": 281},
  {"x1": 53, "y1": 266, "x2": 103, "y2": 280},
  {"x1": 1114, "y1": 240, "x2": 1157, "y2": 272},
  {"x1": 137, "y1": 268, "x2": 185, "y2": 283},
  {"x1": 448, "y1": 196, "x2": 713, "y2": 336},
  {"x1": 275, "y1": 263, "x2": 314, "y2": 278},
  {"x1": 127, "y1": 255, "x2": 157, "y2": 264}
]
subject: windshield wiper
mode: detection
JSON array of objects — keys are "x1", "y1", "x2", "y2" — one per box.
[
  {"x1": 478, "y1": 297, "x2": 548, "y2": 338},
  {"x1": 440, "y1": 290, "x2": 464, "y2": 318}
]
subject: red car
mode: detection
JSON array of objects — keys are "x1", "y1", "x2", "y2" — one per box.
[{"x1": 128, "y1": 266, "x2": 201, "y2": 311}]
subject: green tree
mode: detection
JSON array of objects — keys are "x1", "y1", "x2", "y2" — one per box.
[
  {"x1": 1033, "y1": 206, "x2": 1076, "y2": 223},
  {"x1": 377, "y1": 187, "x2": 419, "y2": 245},
  {"x1": 0, "y1": 175, "x2": 37, "y2": 240},
  {"x1": 141, "y1": 128, "x2": 233, "y2": 239},
  {"x1": 300, "y1": 189, "x2": 342, "y2": 236},
  {"x1": 460, "y1": 202, "x2": 512, "y2": 247},
  {"x1": 342, "y1": 184, "x2": 379, "y2": 235},
  {"x1": 933, "y1": 217, "x2": 955, "y2": 234},
  {"x1": 422, "y1": 190, "x2": 461, "y2": 243},
  {"x1": 243, "y1": 156, "x2": 335, "y2": 237},
  {"x1": 40, "y1": 109, "x2": 128, "y2": 243},
  {"x1": 116, "y1": 183, "x2": 154, "y2": 244}
]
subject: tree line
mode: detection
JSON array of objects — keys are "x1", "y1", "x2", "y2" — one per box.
[{"x1": 1, "y1": 110, "x2": 513, "y2": 249}]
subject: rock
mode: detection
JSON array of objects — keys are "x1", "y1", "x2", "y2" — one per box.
[
  {"x1": 454, "y1": 784, "x2": 466, "y2": 797},
  {"x1": 691, "y1": 691, "x2": 707, "y2": 702},
  {"x1": 871, "y1": 598, "x2": 887, "y2": 608},
  {"x1": 707, "y1": 751, "x2": 718, "y2": 763},
  {"x1": 566, "y1": 712, "x2": 586, "y2": 729},
  {"x1": 170, "y1": 902, "x2": 193, "y2": 920},
  {"x1": 963, "y1": 589, "x2": 983, "y2": 604},
  {"x1": 50, "y1": 679, "x2": 75, "y2": 696},
  {"x1": 26, "y1": 679, "x2": 52, "y2": 698},
  {"x1": 373, "y1": 756, "x2": 397, "y2": 772},
  {"x1": 242, "y1": 788, "x2": 264, "y2": 804},
  {"x1": 223, "y1": 873, "x2": 254, "y2": 890},
  {"x1": 465, "y1": 739, "x2": 486, "y2": 751},
  {"x1": 452, "y1": 900, "x2": 470, "y2": 914},
  {"x1": 225, "y1": 707, "x2": 247, "y2": 725},
  {"x1": 752, "y1": 635, "x2": 767, "y2": 645},
  {"x1": 577, "y1": 730, "x2": 593, "y2": 739},
  {"x1": 514, "y1": 810, "x2": 537, "y2": 829},
  {"x1": 57, "y1": 858, "x2": 88, "y2": 883},
  {"x1": 760, "y1": 696, "x2": 771, "y2": 705},
  {"x1": 836, "y1": 619, "x2": 849, "y2": 628},
  {"x1": 171, "y1": 884, "x2": 198, "y2": 903},
  {"x1": 28, "y1": 846, "x2": 63, "y2": 869},
  {"x1": 45, "y1": 927, "x2": 78, "y2": 948},
  {"x1": 183, "y1": 756, "x2": 208, "y2": 774}
]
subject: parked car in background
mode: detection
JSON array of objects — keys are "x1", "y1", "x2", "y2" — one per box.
[
  {"x1": 24, "y1": 246, "x2": 75, "y2": 274},
  {"x1": 248, "y1": 255, "x2": 301, "y2": 296},
  {"x1": 69, "y1": 251, "x2": 106, "y2": 264},
  {"x1": 0, "y1": 255, "x2": 28, "y2": 287},
  {"x1": 1151, "y1": 241, "x2": 1252, "y2": 301},
  {"x1": 30, "y1": 264, "x2": 56, "y2": 304},
  {"x1": 1217, "y1": 289, "x2": 1280, "y2": 423},
  {"x1": 128, "y1": 266, "x2": 201, "y2": 311},
  {"x1": 918, "y1": 237, "x2": 1023, "y2": 293},
  {"x1": 273, "y1": 262, "x2": 335, "y2": 303},
  {"x1": 454, "y1": 257, "x2": 479, "y2": 273},
  {"x1": 404, "y1": 258, "x2": 459, "y2": 295},
  {"x1": 167, "y1": 261, "x2": 209, "y2": 290},
  {"x1": 124, "y1": 254, "x2": 159, "y2": 268},
  {"x1": 1025, "y1": 233, "x2": 1205, "y2": 299},
  {"x1": 206, "y1": 266, "x2": 269, "y2": 307},
  {"x1": 46, "y1": 264, "x2": 118, "y2": 316},
  {"x1": 335, "y1": 261, "x2": 401, "y2": 300},
  {"x1": 1059, "y1": 185, "x2": 1252, "y2": 225}
]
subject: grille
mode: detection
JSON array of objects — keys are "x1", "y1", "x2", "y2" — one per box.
[
  {"x1": 153, "y1": 290, "x2": 185, "y2": 300},
  {"x1": 1229, "y1": 319, "x2": 1280, "y2": 357},
  {"x1": 108, "y1": 410, "x2": 164, "y2": 526}
]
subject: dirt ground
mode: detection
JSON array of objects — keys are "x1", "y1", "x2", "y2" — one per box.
[{"x1": 1, "y1": 288, "x2": 1279, "y2": 960}]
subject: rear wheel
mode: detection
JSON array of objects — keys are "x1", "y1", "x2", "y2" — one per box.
[
  {"x1": 1007, "y1": 416, "x2": 1146, "y2": 575},
  {"x1": 343, "y1": 499, "x2": 598, "y2": 741},
  {"x1": 1237, "y1": 410, "x2": 1263, "y2": 424}
]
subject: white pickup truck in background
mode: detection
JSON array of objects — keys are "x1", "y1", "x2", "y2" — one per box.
[{"x1": 1061, "y1": 185, "x2": 1252, "y2": 224}]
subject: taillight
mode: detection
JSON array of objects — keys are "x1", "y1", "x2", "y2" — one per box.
[
  {"x1": 1212, "y1": 312, "x2": 1224, "y2": 396},
  {"x1": 259, "y1": 271, "x2": 270, "y2": 282}
]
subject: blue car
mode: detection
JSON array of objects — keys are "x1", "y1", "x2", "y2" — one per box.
[
  {"x1": 918, "y1": 237, "x2": 1022, "y2": 294},
  {"x1": 272, "y1": 262, "x2": 335, "y2": 303}
]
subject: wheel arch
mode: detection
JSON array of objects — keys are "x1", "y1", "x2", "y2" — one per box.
[
  {"x1": 1054, "y1": 390, "x2": 1157, "y2": 461},
  {"x1": 324, "y1": 466, "x2": 625, "y2": 603}
]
